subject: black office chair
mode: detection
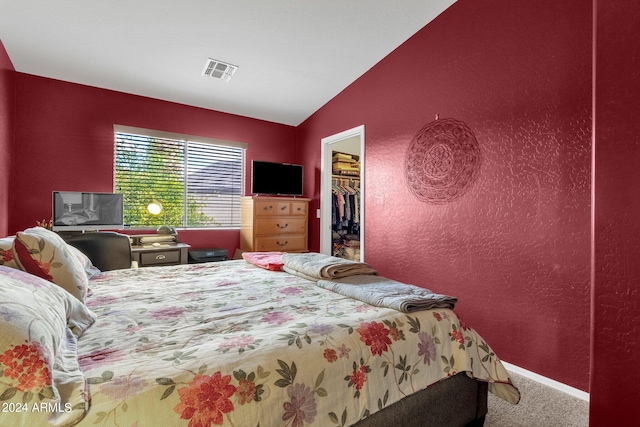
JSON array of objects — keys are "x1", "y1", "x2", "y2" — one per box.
[{"x1": 64, "y1": 232, "x2": 133, "y2": 271}]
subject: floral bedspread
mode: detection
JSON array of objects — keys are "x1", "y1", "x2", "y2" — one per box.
[{"x1": 74, "y1": 260, "x2": 518, "y2": 427}]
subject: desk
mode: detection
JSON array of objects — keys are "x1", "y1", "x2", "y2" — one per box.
[{"x1": 131, "y1": 243, "x2": 190, "y2": 267}]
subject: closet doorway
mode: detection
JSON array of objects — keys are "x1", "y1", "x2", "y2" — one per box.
[{"x1": 320, "y1": 125, "x2": 365, "y2": 261}]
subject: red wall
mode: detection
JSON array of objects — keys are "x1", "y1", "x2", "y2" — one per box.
[
  {"x1": 590, "y1": 0, "x2": 640, "y2": 424},
  {"x1": 0, "y1": 40, "x2": 14, "y2": 237},
  {"x1": 6, "y1": 1, "x2": 640, "y2": 421},
  {"x1": 11, "y1": 74, "x2": 297, "y2": 255},
  {"x1": 298, "y1": 0, "x2": 592, "y2": 391}
]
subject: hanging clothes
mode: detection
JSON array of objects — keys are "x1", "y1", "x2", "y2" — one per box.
[{"x1": 331, "y1": 176, "x2": 360, "y2": 260}]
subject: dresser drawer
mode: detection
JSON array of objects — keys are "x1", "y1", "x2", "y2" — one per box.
[
  {"x1": 140, "y1": 249, "x2": 181, "y2": 266},
  {"x1": 255, "y1": 218, "x2": 306, "y2": 235},
  {"x1": 291, "y1": 201, "x2": 307, "y2": 216},
  {"x1": 255, "y1": 200, "x2": 291, "y2": 216},
  {"x1": 254, "y1": 235, "x2": 306, "y2": 252}
]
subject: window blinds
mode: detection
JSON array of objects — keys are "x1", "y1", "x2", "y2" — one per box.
[{"x1": 114, "y1": 126, "x2": 246, "y2": 229}]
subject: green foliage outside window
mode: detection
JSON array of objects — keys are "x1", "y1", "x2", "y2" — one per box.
[{"x1": 115, "y1": 137, "x2": 212, "y2": 228}]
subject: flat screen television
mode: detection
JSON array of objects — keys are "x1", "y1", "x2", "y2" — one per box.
[
  {"x1": 52, "y1": 192, "x2": 124, "y2": 232},
  {"x1": 251, "y1": 160, "x2": 304, "y2": 196}
]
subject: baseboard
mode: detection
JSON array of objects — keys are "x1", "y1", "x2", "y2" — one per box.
[{"x1": 502, "y1": 361, "x2": 590, "y2": 402}]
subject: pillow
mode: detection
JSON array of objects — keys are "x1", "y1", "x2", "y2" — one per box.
[
  {"x1": 68, "y1": 244, "x2": 101, "y2": 278},
  {"x1": 0, "y1": 266, "x2": 94, "y2": 426},
  {"x1": 0, "y1": 236, "x2": 18, "y2": 269},
  {"x1": 12, "y1": 227, "x2": 89, "y2": 302}
]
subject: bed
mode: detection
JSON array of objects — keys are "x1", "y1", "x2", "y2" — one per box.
[{"x1": 0, "y1": 228, "x2": 519, "y2": 427}]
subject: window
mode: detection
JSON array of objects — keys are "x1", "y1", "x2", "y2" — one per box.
[{"x1": 114, "y1": 125, "x2": 246, "y2": 229}]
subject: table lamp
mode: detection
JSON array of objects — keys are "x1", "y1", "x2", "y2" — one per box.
[{"x1": 146, "y1": 201, "x2": 176, "y2": 235}]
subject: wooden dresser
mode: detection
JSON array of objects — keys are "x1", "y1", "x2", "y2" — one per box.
[{"x1": 240, "y1": 196, "x2": 310, "y2": 252}]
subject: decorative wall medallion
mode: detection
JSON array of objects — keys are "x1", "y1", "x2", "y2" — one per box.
[{"x1": 405, "y1": 117, "x2": 481, "y2": 204}]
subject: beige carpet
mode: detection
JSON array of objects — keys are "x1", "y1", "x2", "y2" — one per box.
[{"x1": 485, "y1": 371, "x2": 589, "y2": 427}]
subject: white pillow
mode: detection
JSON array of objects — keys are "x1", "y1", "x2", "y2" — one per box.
[
  {"x1": 0, "y1": 266, "x2": 95, "y2": 426},
  {"x1": 68, "y1": 244, "x2": 101, "y2": 278}
]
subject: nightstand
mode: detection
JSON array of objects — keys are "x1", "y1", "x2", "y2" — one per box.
[{"x1": 131, "y1": 242, "x2": 191, "y2": 267}]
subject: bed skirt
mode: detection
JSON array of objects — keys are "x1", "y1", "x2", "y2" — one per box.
[{"x1": 353, "y1": 373, "x2": 488, "y2": 427}]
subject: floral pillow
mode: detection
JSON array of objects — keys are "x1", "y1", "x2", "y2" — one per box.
[
  {"x1": 0, "y1": 236, "x2": 18, "y2": 269},
  {"x1": 0, "y1": 266, "x2": 93, "y2": 426},
  {"x1": 68, "y1": 244, "x2": 101, "y2": 278},
  {"x1": 12, "y1": 227, "x2": 89, "y2": 302}
]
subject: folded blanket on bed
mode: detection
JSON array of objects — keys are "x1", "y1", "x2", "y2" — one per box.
[
  {"x1": 281, "y1": 252, "x2": 377, "y2": 280},
  {"x1": 317, "y1": 275, "x2": 457, "y2": 312},
  {"x1": 242, "y1": 251, "x2": 285, "y2": 271},
  {"x1": 282, "y1": 265, "x2": 321, "y2": 282}
]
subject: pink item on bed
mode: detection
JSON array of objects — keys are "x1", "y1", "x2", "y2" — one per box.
[{"x1": 242, "y1": 251, "x2": 285, "y2": 271}]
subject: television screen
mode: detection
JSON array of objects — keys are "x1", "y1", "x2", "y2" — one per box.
[
  {"x1": 251, "y1": 161, "x2": 304, "y2": 196},
  {"x1": 52, "y1": 192, "x2": 124, "y2": 231}
]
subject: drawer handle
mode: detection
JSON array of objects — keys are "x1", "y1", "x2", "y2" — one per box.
[
  {"x1": 263, "y1": 205, "x2": 273, "y2": 210},
  {"x1": 280, "y1": 205, "x2": 287, "y2": 211},
  {"x1": 155, "y1": 254, "x2": 166, "y2": 260},
  {"x1": 276, "y1": 240, "x2": 288, "y2": 247},
  {"x1": 276, "y1": 223, "x2": 288, "y2": 229}
]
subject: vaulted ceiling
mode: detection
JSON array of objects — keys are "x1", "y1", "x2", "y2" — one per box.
[{"x1": 0, "y1": 0, "x2": 455, "y2": 126}]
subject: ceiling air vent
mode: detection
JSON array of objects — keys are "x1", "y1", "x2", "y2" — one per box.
[{"x1": 202, "y1": 58, "x2": 238, "y2": 81}]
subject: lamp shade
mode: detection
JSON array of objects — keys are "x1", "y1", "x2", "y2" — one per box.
[{"x1": 156, "y1": 225, "x2": 176, "y2": 235}]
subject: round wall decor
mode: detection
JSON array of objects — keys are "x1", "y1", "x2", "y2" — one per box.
[{"x1": 404, "y1": 117, "x2": 481, "y2": 204}]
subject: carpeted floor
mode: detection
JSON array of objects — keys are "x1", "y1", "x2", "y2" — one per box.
[{"x1": 485, "y1": 371, "x2": 589, "y2": 427}]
